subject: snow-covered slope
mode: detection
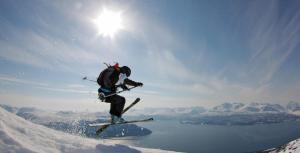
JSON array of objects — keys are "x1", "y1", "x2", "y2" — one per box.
[
  {"x1": 0, "y1": 104, "x2": 106, "y2": 124},
  {"x1": 262, "y1": 138, "x2": 300, "y2": 153},
  {"x1": 0, "y1": 105, "x2": 152, "y2": 138},
  {"x1": 0, "y1": 107, "x2": 178, "y2": 153}
]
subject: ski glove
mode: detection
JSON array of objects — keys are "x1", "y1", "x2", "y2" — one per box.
[
  {"x1": 135, "y1": 82, "x2": 143, "y2": 87},
  {"x1": 120, "y1": 84, "x2": 130, "y2": 91}
]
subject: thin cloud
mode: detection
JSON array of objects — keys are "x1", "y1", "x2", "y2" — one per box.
[
  {"x1": 0, "y1": 75, "x2": 48, "y2": 87},
  {"x1": 0, "y1": 93, "x2": 101, "y2": 111},
  {"x1": 0, "y1": 3, "x2": 105, "y2": 72},
  {"x1": 246, "y1": 1, "x2": 300, "y2": 84},
  {"x1": 35, "y1": 86, "x2": 95, "y2": 94},
  {"x1": 0, "y1": 75, "x2": 93, "y2": 95}
]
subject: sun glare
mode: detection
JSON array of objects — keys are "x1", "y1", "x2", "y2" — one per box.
[{"x1": 93, "y1": 8, "x2": 123, "y2": 38}]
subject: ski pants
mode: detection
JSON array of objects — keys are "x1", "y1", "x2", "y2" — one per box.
[{"x1": 105, "y1": 94, "x2": 125, "y2": 117}]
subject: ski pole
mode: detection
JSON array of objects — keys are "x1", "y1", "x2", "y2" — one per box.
[
  {"x1": 82, "y1": 76, "x2": 97, "y2": 83},
  {"x1": 83, "y1": 76, "x2": 139, "y2": 95},
  {"x1": 104, "y1": 86, "x2": 138, "y2": 98}
]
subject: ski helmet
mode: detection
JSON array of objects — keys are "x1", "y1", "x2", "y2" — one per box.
[{"x1": 121, "y1": 66, "x2": 131, "y2": 77}]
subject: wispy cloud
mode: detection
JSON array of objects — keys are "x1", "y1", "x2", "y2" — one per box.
[
  {"x1": 0, "y1": 75, "x2": 93, "y2": 95},
  {"x1": 0, "y1": 92, "x2": 102, "y2": 111},
  {"x1": 125, "y1": 7, "x2": 264, "y2": 104},
  {"x1": 244, "y1": 1, "x2": 300, "y2": 84},
  {"x1": 127, "y1": 9, "x2": 200, "y2": 81},
  {"x1": 0, "y1": 75, "x2": 48, "y2": 87},
  {"x1": 35, "y1": 86, "x2": 96, "y2": 94},
  {"x1": 0, "y1": 2, "x2": 107, "y2": 73},
  {"x1": 0, "y1": 29, "x2": 99, "y2": 72}
]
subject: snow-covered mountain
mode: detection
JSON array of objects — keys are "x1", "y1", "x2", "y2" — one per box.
[
  {"x1": 179, "y1": 102, "x2": 300, "y2": 126},
  {"x1": 0, "y1": 107, "x2": 178, "y2": 153},
  {"x1": 287, "y1": 101, "x2": 300, "y2": 115},
  {"x1": 211, "y1": 102, "x2": 286, "y2": 113},
  {"x1": 128, "y1": 106, "x2": 207, "y2": 117},
  {"x1": 211, "y1": 102, "x2": 245, "y2": 112},
  {"x1": 129, "y1": 102, "x2": 300, "y2": 117}
]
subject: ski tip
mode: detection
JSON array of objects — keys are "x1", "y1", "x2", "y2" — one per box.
[{"x1": 136, "y1": 97, "x2": 141, "y2": 101}]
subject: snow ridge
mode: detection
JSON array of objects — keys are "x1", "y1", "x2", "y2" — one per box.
[
  {"x1": 0, "y1": 107, "x2": 178, "y2": 153},
  {"x1": 262, "y1": 138, "x2": 300, "y2": 153}
]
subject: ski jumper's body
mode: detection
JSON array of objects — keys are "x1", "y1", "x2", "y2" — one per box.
[{"x1": 97, "y1": 64, "x2": 143, "y2": 123}]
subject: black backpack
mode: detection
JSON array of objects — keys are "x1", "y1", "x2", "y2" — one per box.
[{"x1": 97, "y1": 65, "x2": 121, "y2": 89}]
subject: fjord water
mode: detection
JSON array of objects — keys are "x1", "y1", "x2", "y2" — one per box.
[{"x1": 120, "y1": 120, "x2": 300, "y2": 153}]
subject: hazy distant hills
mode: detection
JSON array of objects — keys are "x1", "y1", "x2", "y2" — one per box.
[
  {"x1": 211, "y1": 101, "x2": 300, "y2": 114},
  {"x1": 127, "y1": 101, "x2": 300, "y2": 125},
  {"x1": 211, "y1": 102, "x2": 286, "y2": 113},
  {"x1": 286, "y1": 101, "x2": 300, "y2": 114},
  {"x1": 1, "y1": 101, "x2": 300, "y2": 129},
  {"x1": 129, "y1": 101, "x2": 300, "y2": 116}
]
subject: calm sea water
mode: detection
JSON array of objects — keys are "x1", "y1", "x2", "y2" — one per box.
[{"x1": 113, "y1": 120, "x2": 300, "y2": 153}]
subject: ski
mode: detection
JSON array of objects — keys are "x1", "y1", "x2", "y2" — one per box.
[
  {"x1": 122, "y1": 97, "x2": 140, "y2": 114},
  {"x1": 90, "y1": 117, "x2": 154, "y2": 127},
  {"x1": 95, "y1": 118, "x2": 153, "y2": 135},
  {"x1": 92, "y1": 98, "x2": 141, "y2": 135}
]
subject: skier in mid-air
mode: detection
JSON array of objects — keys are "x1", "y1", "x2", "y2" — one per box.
[{"x1": 97, "y1": 63, "x2": 143, "y2": 124}]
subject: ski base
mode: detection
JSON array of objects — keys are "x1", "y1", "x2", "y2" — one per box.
[
  {"x1": 90, "y1": 117, "x2": 153, "y2": 127},
  {"x1": 95, "y1": 118, "x2": 154, "y2": 135}
]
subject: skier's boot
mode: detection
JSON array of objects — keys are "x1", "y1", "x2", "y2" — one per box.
[
  {"x1": 111, "y1": 115, "x2": 125, "y2": 124},
  {"x1": 117, "y1": 116, "x2": 125, "y2": 123},
  {"x1": 111, "y1": 115, "x2": 118, "y2": 124}
]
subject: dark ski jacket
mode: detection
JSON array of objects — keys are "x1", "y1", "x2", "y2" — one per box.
[{"x1": 98, "y1": 67, "x2": 139, "y2": 92}]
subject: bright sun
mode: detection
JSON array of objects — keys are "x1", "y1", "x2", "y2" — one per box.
[{"x1": 93, "y1": 8, "x2": 123, "y2": 38}]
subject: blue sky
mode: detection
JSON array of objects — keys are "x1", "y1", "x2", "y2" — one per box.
[{"x1": 0, "y1": 0, "x2": 300, "y2": 111}]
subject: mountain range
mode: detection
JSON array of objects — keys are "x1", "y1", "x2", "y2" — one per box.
[
  {"x1": 1, "y1": 101, "x2": 300, "y2": 129},
  {"x1": 127, "y1": 101, "x2": 300, "y2": 117}
]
